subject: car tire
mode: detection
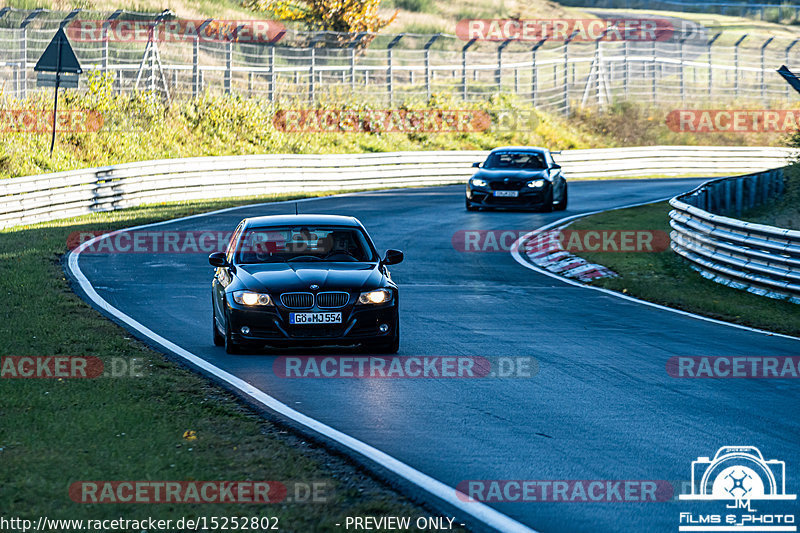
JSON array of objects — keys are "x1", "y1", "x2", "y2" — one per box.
[
  {"x1": 213, "y1": 311, "x2": 225, "y2": 347},
  {"x1": 540, "y1": 188, "x2": 554, "y2": 212},
  {"x1": 224, "y1": 314, "x2": 241, "y2": 354},
  {"x1": 554, "y1": 185, "x2": 568, "y2": 211},
  {"x1": 465, "y1": 198, "x2": 478, "y2": 211}
]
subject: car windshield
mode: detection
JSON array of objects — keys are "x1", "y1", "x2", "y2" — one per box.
[
  {"x1": 484, "y1": 151, "x2": 548, "y2": 170},
  {"x1": 235, "y1": 226, "x2": 377, "y2": 263}
]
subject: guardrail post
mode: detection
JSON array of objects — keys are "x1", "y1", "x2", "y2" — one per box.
[
  {"x1": 734, "y1": 34, "x2": 748, "y2": 98},
  {"x1": 735, "y1": 177, "x2": 744, "y2": 215},
  {"x1": 309, "y1": 46, "x2": 315, "y2": 103},
  {"x1": 623, "y1": 40, "x2": 629, "y2": 99},
  {"x1": 462, "y1": 38, "x2": 476, "y2": 101}
]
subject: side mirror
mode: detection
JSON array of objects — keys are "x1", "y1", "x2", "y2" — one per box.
[
  {"x1": 382, "y1": 249, "x2": 404, "y2": 265},
  {"x1": 550, "y1": 163, "x2": 561, "y2": 170},
  {"x1": 209, "y1": 252, "x2": 228, "y2": 267},
  {"x1": 472, "y1": 162, "x2": 481, "y2": 168}
]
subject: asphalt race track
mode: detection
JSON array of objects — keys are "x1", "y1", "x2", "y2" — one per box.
[{"x1": 70, "y1": 179, "x2": 800, "y2": 533}]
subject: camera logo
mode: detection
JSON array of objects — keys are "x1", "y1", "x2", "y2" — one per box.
[
  {"x1": 680, "y1": 446, "x2": 795, "y2": 502},
  {"x1": 678, "y1": 446, "x2": 796, "y2": 533}
]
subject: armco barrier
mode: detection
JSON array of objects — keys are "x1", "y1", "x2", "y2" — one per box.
[
  {"x1": 0, "y1": 146, "x2": 792, "y2": 229},
  {"x1": 669, "y1": 168, "x2": 800, "y2": 303}
]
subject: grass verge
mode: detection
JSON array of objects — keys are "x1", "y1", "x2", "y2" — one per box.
[
  {"x1": 0, "y1": 191, "x2": 464, "y2": 532},
  {"x1": 564, "y1": 201, "x2": 800, "y2": 336}
]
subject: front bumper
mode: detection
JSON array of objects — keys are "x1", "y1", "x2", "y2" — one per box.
[
  {"x1": 466, "y1": 184, "x2": 550, "y2": 209},
  {"x1": 226, "y1": 300, "x2": 398, "y2": 347}
]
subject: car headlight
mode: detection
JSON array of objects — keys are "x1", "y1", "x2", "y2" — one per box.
[
  {"x1": 470, "y1": 178, "x2": 488, "y2": 187},
  {"x1": 358, "y1": 289, "x2": 392, "y2": 305},
  {"x1": 232, "y1": 290, "x2": 273, "y2": 306},
  {"x1": 526, "y1": 179, "x2": 546, "y2": 188}
]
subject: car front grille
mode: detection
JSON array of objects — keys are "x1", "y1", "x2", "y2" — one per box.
[
  {"x1": 316, "y1": 291, "x2": 349, "y2": 308},
  {"x1": 490, "y1": 180, "x2": 525, "y2": 190},
  {"x1": 280, "y1": 292, "x2": 314, "y2": 309}
]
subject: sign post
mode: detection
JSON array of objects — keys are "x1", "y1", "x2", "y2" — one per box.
[{"x1": 34, "y1": 27, "x2": 82, "y2": 155}]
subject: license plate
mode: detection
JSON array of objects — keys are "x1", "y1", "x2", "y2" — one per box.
[
  {"x1": 290, "y1": 312, "x2": 342, "y2": 324},
  {"x1": 494, "y1": 190, "x2": 519, "y2": 197}
]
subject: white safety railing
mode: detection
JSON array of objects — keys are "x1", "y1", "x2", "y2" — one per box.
[
  {"x1": 669, "y1": 168, "x2": 800, "y2": 303},
  {"x1": 1, "y1": 146, "x2": 792, "y2": 230}
]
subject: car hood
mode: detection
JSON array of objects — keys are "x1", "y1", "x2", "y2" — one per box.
[
  {"x1": 473, "y1": 168, "x2": 550, "y2": 181},
  {"x1": 236, "y1": 263, "x2": 384, "y2": 293}
]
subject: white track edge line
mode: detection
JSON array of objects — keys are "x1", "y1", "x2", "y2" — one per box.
[
  {"x1": 66, "y1": 190, "x2": 539, "y2": 533},
  {"x1": 510, "y1": 197, "x2": 800, "y2": 342}
]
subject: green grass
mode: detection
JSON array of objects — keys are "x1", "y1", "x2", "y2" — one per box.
[
  {"x1": 565, "y1": 201, "x2": 800, "y2": 336},
  {"x1": 0, "y1": 191, "x2": 462, "y2": 531}
]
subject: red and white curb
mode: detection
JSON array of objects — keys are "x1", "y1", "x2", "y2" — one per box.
[{"x1": 521, "y1": 229, "x2": 617, "y2": 282}]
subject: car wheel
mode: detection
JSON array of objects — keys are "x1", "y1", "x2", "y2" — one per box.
[
  {"x1": 554, "y1": 185, "x2": 568, "y2": 211},
  {"x1": 465, "y1": 198, "x2": 478, "y2": 211},
  {"x1": 224, "y1": 314, "x2": 241, "y2": 354},
  {"x1": 540, "y1": 189, "x2": 554, "y2": 212},
  {"x1": 212, "y1": 310, "x2": 224, "y2": 347}
]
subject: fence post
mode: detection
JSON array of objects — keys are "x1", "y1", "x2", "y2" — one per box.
[
  {"x1": 424, "y1": 34, "x2": 440, "y2": 101},
  {"x1": 192, "y1": 36, "x2": 199, "y2": 98},
  {"x1": 268, "y1": 45, "x2": 275, "y2": 102},
  {"x1": 707, "y1": 33, "x2": 721, "y2": 99},
  {"x1": 531, "y1": 39, "x2": 546, "y2": 107},
  {"x1": 760, "y1": 37, "x2": 774, "y2": 104},
  {"x1": 387, "y1": 34, "x2": 403, "y2": 107},
  {"x1": 496, "y1": 39, "x2": 511, "y2": 92},
  {"x1": 735, "y1": 178, "x2": 744, "y2": 215},
  {"x1": 651, "y1": 40, "x2": 657, "y2": 104},
  {"x1": 623, "y1": 40, "x2": 629, "y2": 100},
  {"x1": 786, "y1": 40, "x2": 799, "y2": 100},
  {"x1": 225, "y1": 41, "x2": 233, "y2": 94},
  {"x1": 564, "y1": 31, "x2": 578, "y2": 117},
  {"x1": 309, "y1": 46, "x2": 315, "y2": 103},
  {"x1": 462, "y1": 38, "x2": 476, "y2": 101},
  {"x1": 18, "y1": 28, "x2": 26, "y2": 98},
  {"x1": 734, "y1": 34, "x2": 748, "y2": 98},
  {"x1": 679, "y1": 36, "x2": 685, "y2": 103}
]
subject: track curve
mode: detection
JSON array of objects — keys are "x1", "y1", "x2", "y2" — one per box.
[{"x1": 68, "y1": 179, "x2": 800, "y2": 533}]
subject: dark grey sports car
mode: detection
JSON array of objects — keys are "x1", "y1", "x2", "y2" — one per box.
[
  {"x1": 465, "y1": 146, "x2": 568, "y2": 211},
  {"x1": 209, "y1": 214, "x2": 403, "y2": 354}
]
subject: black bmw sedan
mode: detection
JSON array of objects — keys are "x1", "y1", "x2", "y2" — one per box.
[
  {"x1": 465, "y1": 146, "x2": 568, "y2": 211},
  {"x1": 209, "y1": 214, "x2": 403, "y2": 354}
]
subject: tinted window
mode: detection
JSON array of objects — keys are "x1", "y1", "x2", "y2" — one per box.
[
  {"x1": 484, "y1": 151, "x2": 548, "y2": 170},
  {"x1": 235, "y1": 227, "x2": 376, "y2": 263}
]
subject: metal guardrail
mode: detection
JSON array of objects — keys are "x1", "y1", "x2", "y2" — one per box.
[
  {"x1": 559, "y1": 0, "x2": 800, "y2": 19},
  {"x1": 669, "y1": 168, "x2": 800, "y2": 303},
  {"x1": 0, "y1": 146, "x2": 792, "y2": 230}
]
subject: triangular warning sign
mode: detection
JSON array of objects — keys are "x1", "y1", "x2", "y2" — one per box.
[{"x1": 34, "y1": 28, "x2": 82, "y2": 74}]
